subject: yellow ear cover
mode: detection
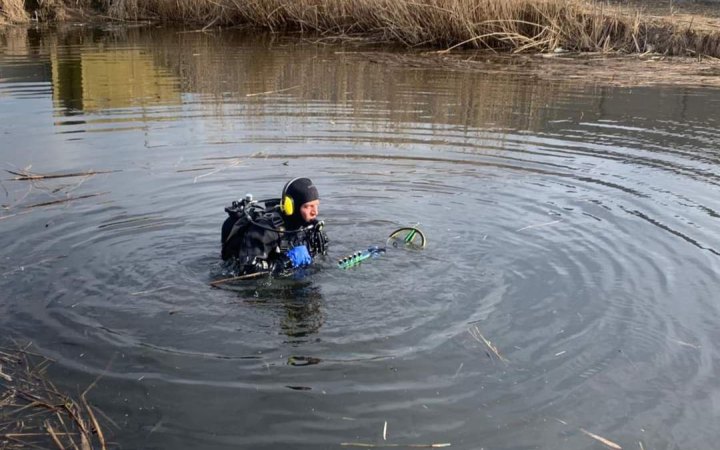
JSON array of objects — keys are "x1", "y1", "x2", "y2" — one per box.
[{"x1": 282, "y1": 195, "x2": 294, "y2": 216}]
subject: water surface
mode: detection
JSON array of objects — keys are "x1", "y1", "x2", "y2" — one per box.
[{"x1": 2, "y1": 25, "x2": 720, "y2": 450}]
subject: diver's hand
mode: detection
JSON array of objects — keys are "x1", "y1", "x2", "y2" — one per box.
[{"x1": 286, "y1": 245, "x2": 312, "y2": 268}]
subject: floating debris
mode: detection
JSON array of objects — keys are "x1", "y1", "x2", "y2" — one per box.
[
  {"x1": 0, "y1": 344, "x2": 109, "y2": 450},
  {"x1": 580, "y1": 428, "x2": 622, "y2": 449},
  {"x1": 340, "y1": 443, "x2": 451, "y2": 448},
  {"x1": 516, "y1": 220, "x2": 562, "y2": 232},
  {"x1": 209, "y1": 271, "x2": 271, "y2": 286},
  {"x1": 246, "y1": 85, "x2": 300, "y2": 97},
  {"x1": 287, "y1": 356, "x2": 322, "y2": 366},
  {"x1": 468, "y1": 325, "x2": 508, "y2": 363},
  {"x1": 24, "y1": 192, "x2": 108, "y2": 209},
  {"x1": 6, "y1": 169, "x2": 120, "y2": 181},
  {"x1": 192, "y1": 159, "x2": 242, "y2": 183}
]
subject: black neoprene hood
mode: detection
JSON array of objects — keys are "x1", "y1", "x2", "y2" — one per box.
[{"x1": 286, "y1": 178, "x2": 319, "y2": 206}]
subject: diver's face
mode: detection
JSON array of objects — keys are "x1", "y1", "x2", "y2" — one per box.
[{"x1": 300, "y1": 200, "x2": 320, "y2": 222}]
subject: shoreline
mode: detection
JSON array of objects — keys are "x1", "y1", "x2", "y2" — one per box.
[{"x1": 1, "y1": 0, "x2": 720, "y2": 58}]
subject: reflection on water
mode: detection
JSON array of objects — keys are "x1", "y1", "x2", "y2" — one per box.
[
  {"x1": 51, "y1": 47, "x2": 181, "y2": 113},
  {"x1": 2, "y1": 24, "x2": 720, "y2": 450},
  {"x1": 230, "y1": 278, "x2": 326, "y2": 338}
]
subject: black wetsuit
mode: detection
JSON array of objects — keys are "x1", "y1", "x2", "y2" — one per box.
[{"x1": 221, "y1": 199, "x2": 328, "y2": 275}]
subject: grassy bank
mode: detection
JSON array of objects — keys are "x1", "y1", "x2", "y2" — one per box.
[
  {"x1": 0, "y1": 0, "x2": 27, "y2": 24},
  {"x1": 2, "y1": 0, "x2": 720, "y2": 57}
]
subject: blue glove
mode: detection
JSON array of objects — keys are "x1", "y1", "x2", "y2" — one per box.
[{"x1": 286, "y1": 245, "x2": 312, "y2": 268}]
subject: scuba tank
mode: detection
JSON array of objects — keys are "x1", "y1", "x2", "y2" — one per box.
[{"x1": 221, "y1": 194, "x2": 279, "y2": 261}]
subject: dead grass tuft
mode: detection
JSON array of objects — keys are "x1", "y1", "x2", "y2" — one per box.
[
  {"x1": 0, "y1": 344, "x2": 110, "y2": 450},
  {"x1": 102, "y1": 0, "x2": 720, "y2": 57},
  {"x1": 0, "y1": 0, "x2": 29, "y2": 24}
]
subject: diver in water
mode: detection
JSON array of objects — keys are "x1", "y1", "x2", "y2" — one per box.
[{"x1": 220, "y1": 177, "x2": 329, "y2": 276}]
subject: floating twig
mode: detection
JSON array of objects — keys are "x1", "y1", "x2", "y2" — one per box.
[
  {"x1": 383, "y1": 421, "x2": 388, "y2": 440},
  {"x1": 0, "y1": 364, "x2": 12, "y2": 382},
  {"x1": 246, "y1": 85, "x2": 300, "y2": 97},
  {"x1": 131, "y1": 286, "x2": 172, "y2": 296},
  {"x1": 516, "y1": 220, "x2": 562, "y2": 232},
  {"x1": 468, "y1": 326, "x2": 508, "y2": 363},
  {"x1": 7, "y1": 169, "x2": 120, "y2": 181},
  {"x1": 210, "y1": 271, "x2": 271, "y2": 286},
  {"x1": 193, "y1": 159, "x2": 242, "y2": 183},
  {"x1": 176, "y1": 166, "x2": 216, "y2": 173},
  {"x1": 24, "y1": 192, "x2": 107, "y2": 209},
  {"x1": 580, "y1": 428, "x2": 622, "y2": 449},
  {"x1": 340, "y1": 443, "x2": 451, "y2": 448},
  {"x1": 81, "y1": 397, "x2": 107, "y2": 450},
  {"x1": 45, "y1": 421, "x2": 66, "y2": 449},
  {"x1": 669, "y1": 338, "x2": 701, "y2": 349}
]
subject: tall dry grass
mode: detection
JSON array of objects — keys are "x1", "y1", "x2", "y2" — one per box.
[
  {"x1": 1, "y1": 0, "x2": 96, "y2": 24},
  {"x1": 0, "y1": 0, "x2": 29, "y2": 24},
  {"x1": 105, "y1": 0, "x2": 720, "y2": 56}
]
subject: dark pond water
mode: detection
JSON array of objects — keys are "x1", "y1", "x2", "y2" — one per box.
[{"x1": 2, "y1": 25, "x2": 720, "y2": 450}]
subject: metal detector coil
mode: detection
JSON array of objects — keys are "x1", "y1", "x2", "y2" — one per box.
[{"x1": 386, "y1": 227, "x2": 426, "y2": 249}]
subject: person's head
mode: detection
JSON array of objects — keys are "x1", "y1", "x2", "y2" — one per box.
[{"x1": 280, "y1": 177, "x2": 320, "y2": 227}]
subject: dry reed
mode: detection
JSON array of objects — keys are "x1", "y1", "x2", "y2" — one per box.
[
  {"x1": 103, "y1": 0, "x2": 720, "y2": 57},
  {"x1": 0, "y1": 0, "x2": 28, "y2": 24},
  {"x1": 0, "y1": 345, "x2": 109, "y2": 450},
  {"x1": 6, "y1": 169, "x2": 120, "y2": 181},
  {"x1": 3, "y1": 0, "x2": 720, "y2": 57},
  {"x1": 0, "y1": 0, "x2": 96, "y2": 24}
]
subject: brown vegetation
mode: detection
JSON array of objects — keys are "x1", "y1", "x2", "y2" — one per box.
[
  {"x1": 0, "y1": 0, "x2": 28, "y2": 24},
  {"x1": 2, "y1": 0, "x2": 720, "y2": 57},
  {"x1": 0, "y1": 345, "x2": 109, "y2": 450},
  {"x1": 107, "y1": 0, "x2": 720, "y2": 57},
  {"x1": 1, "y1": 0, "x2": 95, "y2": 24}
]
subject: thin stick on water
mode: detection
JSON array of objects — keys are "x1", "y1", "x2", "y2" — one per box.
[
  {"x1": 340, "y1": 443, "x2": 451, "y2": 448},
  {"x1": 0, "y1": 364, "x2": 12, "y2": 382},
  {"x1": 131, "y1": 286, "x2": 173, "y2": 296},
  {"x1": 81, "y1": 397, "x2": 107, "y2": 450},
  {"x1": 468, "y1": 325, "x2": 508, "y2": 363},
  {"x1": 24, "y1": 192, "x2": 107, "y2": 209},
  {"x1": 669, "y1": 338, "x2": 701, "y2": 349},
  {"x1": 580, "y1": 428, "x2": 623, "y2": 449},
  {"x1": 193, "y1": 159, "x2": 242, "y2": 183},
  {"x1": 516, "y1": 220, "x2": 561, "y2": 232},
  {"x1": 210, "y1": 271, "x2": 271, "y2": 286},
  {"x1": 383, "y1": 421, "x2": 388, "y2": 440},
  {"x1": 7, "y1": 169, "x2": 120, "y2": 181},
  {"x1": 45, "y1": 421, "x2": 65, "y2": 449},
  {"x1": 246, "y1": 85, "x2": 300, "y2": 97}
]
